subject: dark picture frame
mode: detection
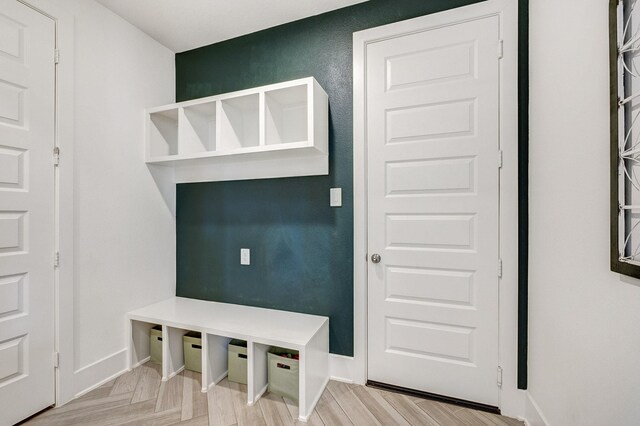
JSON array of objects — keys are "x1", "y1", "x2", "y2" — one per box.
[{"x1": 610, "y1": 0, "x2": 640, "y2": 278}]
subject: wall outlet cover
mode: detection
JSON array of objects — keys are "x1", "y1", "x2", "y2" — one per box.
[
  {"x1": 330, "y1": 188, "x2": 342, "y2": 207},
  {"x1": 240, "y1": 248, "x2": 250, "y2": 265}
]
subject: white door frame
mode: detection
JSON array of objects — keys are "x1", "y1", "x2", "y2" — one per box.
[
  {"x1": 18, "y1": 0, "x2": 76, "y2": 407},
  {"x1": 352, "y1": 0, "x2": 523, "y2": 417}
]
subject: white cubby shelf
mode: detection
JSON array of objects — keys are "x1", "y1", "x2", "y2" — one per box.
[{"x1": 145, "y1": 77, "x2": 328, "y2": 183}]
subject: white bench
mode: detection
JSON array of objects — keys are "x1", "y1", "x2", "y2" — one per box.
[{"x1": 126, "y1": 297, "x2": 329, "y2": 421}]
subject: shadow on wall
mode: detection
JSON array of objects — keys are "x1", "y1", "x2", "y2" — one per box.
[{"x1": 147, "y1": 164, "x2": 176, "y2": 215}]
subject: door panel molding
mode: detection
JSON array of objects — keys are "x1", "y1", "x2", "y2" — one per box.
[
  {"x1": 0, "y1": 1, "x2": 56, "y2": 422},
  {"x1": 353, "y1": 0, "x2": 521, "y2": 417}
]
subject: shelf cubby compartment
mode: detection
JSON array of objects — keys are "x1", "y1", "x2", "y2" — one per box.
[
  {"x1": 265, "y1": 84, "x2": 308, "y2": 145},
  {"x1": 180, "y1": 102, "x2": 217, "y2": 155},
  {"x1": 128, "y1": 320, "x2": 161, "y2": 369},
  {"x1": 219, "y1": 94, "x2": 260, "y2": 150},
  {"x1": 162, "y1": 325, "x2": 192, "y2": 381},
  {"x1": 147, "y1": 109, "x2": 178, "y2": 159},
  {"x1": 202, "y1": 334, "x2": 232, "y2": 391}
]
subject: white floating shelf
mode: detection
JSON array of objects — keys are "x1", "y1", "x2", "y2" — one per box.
[{"x1": 145, "y1": 77, "x2": 328, "y2": 183}]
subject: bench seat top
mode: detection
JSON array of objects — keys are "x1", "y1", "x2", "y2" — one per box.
[{"x1": 127, "y1": 297, "x2": 328, "y2": 348}]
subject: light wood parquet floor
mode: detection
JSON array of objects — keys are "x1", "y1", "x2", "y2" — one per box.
[{"x1": 23, "y1": 362, "x2": 524, "y2": 426}]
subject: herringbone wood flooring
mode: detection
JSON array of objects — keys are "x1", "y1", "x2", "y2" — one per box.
[{"x1": 23, "y1": 362, "x2": 523, "y2": 425}]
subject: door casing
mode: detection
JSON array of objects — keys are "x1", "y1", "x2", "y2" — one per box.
[
  {"x1": 17, "y1": 0, "x2": 76, "y2": 408},
  {"x1": 352, "y1": 0, "x2": 522, "y2": 416}
]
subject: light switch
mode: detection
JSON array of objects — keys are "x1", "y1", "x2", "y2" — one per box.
[
  {"x1": 330, "y1": 188, "x2": 342, "y2": 207},
  {"x1": 240, "y1": 248, "x2": 250, "y2": 265}
]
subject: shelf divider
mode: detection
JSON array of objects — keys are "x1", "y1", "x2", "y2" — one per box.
[{"x1": 259, "y1": 91, "x2": 266, "y2": 147}]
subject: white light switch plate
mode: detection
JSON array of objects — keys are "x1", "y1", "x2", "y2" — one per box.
[
  {"x1": 330, "y1": 188, "x2": 342, "y2": 207},
  {"x1": 240, "y1": 248, "x2": 250, "y2": 265}
]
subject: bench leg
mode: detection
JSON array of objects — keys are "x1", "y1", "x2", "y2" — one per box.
[
  {"x1": 299, "y1": 322, "x2": 329, "y2": 421},
  {"x1": 247, "y1": 341, "x2": 269, "y2": 405}
]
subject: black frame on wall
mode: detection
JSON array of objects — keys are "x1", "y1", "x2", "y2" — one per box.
[
  {"x1": 610, "y1": 0, "x2": 640, "y2": 279},
  {"x1": 517, "y1": 0, "x2": 529, "y2": 390}
]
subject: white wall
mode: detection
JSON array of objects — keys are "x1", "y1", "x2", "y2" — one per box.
[
  {"x1": 49, "y1": 0, "x2": 176, "y2": 396},
  {"x1": 529, "y1": 1, "x2": 640, "y2": 424}
]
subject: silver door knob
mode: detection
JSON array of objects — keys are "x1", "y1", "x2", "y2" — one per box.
[{"x1": 371, "y1": 253, "x2": 381, "y2": 264}]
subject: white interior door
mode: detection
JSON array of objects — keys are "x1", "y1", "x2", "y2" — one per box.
[
  {"x1": 366, "y1": 14, "x2": 501, "y2": 406},
  {"x1": 0, "y1": 1, "x2": 56, "y2": 424}
]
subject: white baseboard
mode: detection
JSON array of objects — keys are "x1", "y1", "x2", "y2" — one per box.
[
  {"x1": 73, "y1": 348, "x2": 128, "y2": 398},
  {"x1": 213, "y1": 370, "x2": 229, "y2": 387},
  {"x1": 163, "y1": 365, "x2": 185, "y2": 381},
  {"x1": 329, "y1": 354, "x2": 359, "y2": 384},
  {"x1": 205, "y1": 371, "x2": 229, "y2": 392},
  {"x1": 300, "y1": 376, "x2": 330, "y2": 422},
  {"x1": 248, "y1": 384, "x2": 268, "y2": 406},
  {"x1": 132, "y1": 356, "x2": 151, "y2": 370},
  {"x1": 524, "y1": 392, "x2": 550, "y2": 426}
]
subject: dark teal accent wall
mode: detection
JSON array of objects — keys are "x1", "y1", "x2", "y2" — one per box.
[{"x1": 175, "y1": 0, "x2": 489, "y2": 357}]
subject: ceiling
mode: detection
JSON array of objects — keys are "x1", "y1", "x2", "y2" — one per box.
[{"x1": 96, "y1": 0, "x2": 369, "y2": 53}]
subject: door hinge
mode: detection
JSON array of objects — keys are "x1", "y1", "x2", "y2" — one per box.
[
  {"x1": 497, "y1": 366, "x2": 503, "y2": 387},
  {"x1": 54, "y1": 146, "x2": 60, "y2": 166},
  {"x1": 53, "y1": 352, "x2": 60, "y2": 368},
  {"x1": 54, "y1": 251, "x2": 60, "y2": 268},
  {"x1": 54, "y1": 48, "x2": 60, "y2": 64},
  {"x1": 498, "y1": 150, "x2": 503, "y2": 169},
  {"x1": 498, "y1": 258, "x2": 503, "y2": 278},
  {"x1": 498, "y1": 40, "x2": 504, "y2": 59}
]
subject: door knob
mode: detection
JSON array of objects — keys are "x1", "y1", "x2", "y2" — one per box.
[{"x1": 371, "y1": 253, "x2": 381, "y2": 264}]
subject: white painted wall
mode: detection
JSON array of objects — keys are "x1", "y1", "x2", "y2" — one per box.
[
  {"x1": 529, "y1": 1, "x2": 640, "y2": 424},
  {"x1": 48, "y1": 0, "x2": 176, "y2": 395}
]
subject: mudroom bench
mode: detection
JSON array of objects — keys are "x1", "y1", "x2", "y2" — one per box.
[{"x1": 126, "y1": 297, "x2": 329, "y2": 421}]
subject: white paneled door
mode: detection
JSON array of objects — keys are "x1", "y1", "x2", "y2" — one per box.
[
  {"x1": 366, "y1": 15, "x2": 501, "y2": 406},
  {"x1": 0, "y1": 1, "x2": 56, "y2": 424}
]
